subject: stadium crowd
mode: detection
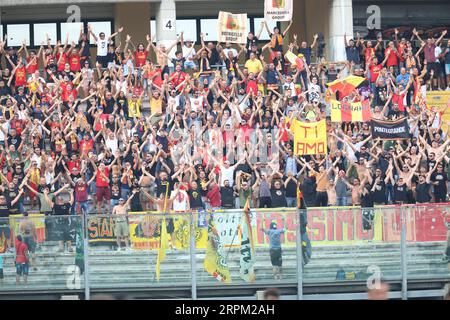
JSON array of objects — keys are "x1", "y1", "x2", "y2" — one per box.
[{"x1": 0, "y1": 21, "x2": 449, "y2": 242}]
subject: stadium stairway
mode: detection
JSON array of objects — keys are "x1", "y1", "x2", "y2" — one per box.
[{"x1": 0, "y1": 241, "x2": 449, "y2": 295}]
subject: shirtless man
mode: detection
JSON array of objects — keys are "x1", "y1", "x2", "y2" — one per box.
[
  {"x1": 111, "y1": 190, "x2": 138, "y2": 251},
  {"x1": 148, "y1": 34, "x2": 179, "y2": 77},
  {"x1": 141, "y1": 185, "x2": 181, "y2": 249}
]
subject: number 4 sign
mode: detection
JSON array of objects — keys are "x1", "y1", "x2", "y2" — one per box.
[{"x1": 162, "y1": 19, "x2": 175, "y2": 31}]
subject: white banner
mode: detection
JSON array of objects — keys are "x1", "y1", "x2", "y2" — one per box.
[
  {"x1": 264, "y1": 0, "x2": 293, "y2": 22},
  {"x1": 217, "y1": 11, "x2": 248, "y2": 44},
  {"x1": 239, "y1": 210, "x2": 256, "y2": 282}
]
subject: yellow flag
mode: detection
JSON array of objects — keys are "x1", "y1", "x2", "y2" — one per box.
[
  {"x1": 155, "y1": 217, "x2": 169, "y2": 281},
  {"x1": 204, "y1": 214, "x2": 231, "y2": 283}
]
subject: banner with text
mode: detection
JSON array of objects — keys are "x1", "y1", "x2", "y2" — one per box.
[
  {"x1": 289, "y1": 119, "x2": 327, "y2": 155},
  {"x1": 217, "y1": 11, "x2": 248, "y2": 44},
  {"x1": 330, "y1": 99, "x2": 371, "y2": 122},
  {"x1": 370, "y1": 117, "x2": 411, "y2": 140},
  {"x1": 264, "y1": 0, "x2": 293, "y2": 22}
]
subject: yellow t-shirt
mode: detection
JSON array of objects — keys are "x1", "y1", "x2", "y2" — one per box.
[
  {"x1": 150, "y1": 97, "x2": 162, "y2": 115},
  {"x1": 244, "y1": 59, "x2": 263, "y2": 74},
  {"x1": 128, "y1": 99, "x2": 142, "y2": 118}
]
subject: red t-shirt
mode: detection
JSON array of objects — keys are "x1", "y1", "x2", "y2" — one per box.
[
  {"x1": 67, "y1": 160, "x2": 81, "y2": 172},
  {"x1": 79, "y1": 139, "x2": 94, "y2": 156},
  {"x1": 15, "y1": 66, "x2": 27, "y2": 86},
  {"x1": 96, "y1": 167, "x2": 110, "y2": 187},
  {"x1": 364, "y1": 47, "x2": 376, "y2": 64},
  {"x1": 134, "y1": 50, "x2": 148, "y2": 68},
  {"x1": 26, "y1": 57, "x2": 39, "y2": 74},
  {"x1": 246, "y1": 79, "x2": 258, "y2": 95},
  {"x1": 69, "y1": 53, "x2": 81, "y2": 72},
  {"x1": 75, "y1": 182, "x2": 88, "y2": 202},
  {"x1": 15, "y1": 240, "x2": 28, "y2": 264},
  {"x1": 369, "y1": 64, "x2": 382, "y2": 83},
  {"x1": 148, "y1": 69, "x2": 163, "y2": 87},
  {"x1": 385, "y1": 48, "x2": 399, "y2": 67},
  {"x1": 392, "y1": 93, "x2": 406, "y2": 112},
  {"x1": 206, "y1": 185, "x2": 221, "y2": 207},
  {"x1": 397, "y1": 43, "x2": 406, "y2": 62},
  {"x1": 56, "y1": 53, "x2": 68, "y2": 71},
  {"x1": 169, "y1": 71, "x2": 187, "y2": 88}
]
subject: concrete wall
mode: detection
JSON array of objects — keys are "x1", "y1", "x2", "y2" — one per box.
[{"x1": 114, "y1": 2, "x2": 151, "y2": 45}]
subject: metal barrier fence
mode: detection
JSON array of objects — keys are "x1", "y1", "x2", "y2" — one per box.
[{"x1": 0, "y1": 204, "x2": 449, "y2": 299}]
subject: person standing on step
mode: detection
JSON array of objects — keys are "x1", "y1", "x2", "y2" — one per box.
[
  {"x1": 261, "y1": 217, "x2": 285, "y2": 280},
  {"x1": 44, "y1": 187, "x2": 75, "y2": 253},
  {"x1": 112, "y1": 189, "x2": 138, "y2": 251}
]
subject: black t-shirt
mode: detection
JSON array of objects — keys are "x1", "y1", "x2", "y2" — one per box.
[
  {"x1": 220, "y1": 186, "x2": 234, "y2": 208},
  {"x1": 361, "y1": 190, "x2": 374, "y2": 208},
  {"x1": 110, "y1": 183, "x2": 121, "y2": 200},
  {"x1": 298, "y1": 47, "x2": 312, "y2": 65},
  {"x1": 0, "y1": 202, "x2": 10, "y2": 219},
  {"x1": 7, "y1": 134, "x2": 21, "y2": 149},
  {"x1": 271, "y1": 187, "x2": 287, "y2": 207},
  {"x1": 156, "y1": 177, "x2": 173, "y2": 197},
  {"x1": 416, "y1": 182, "x2": 431, "y2": 203},
  {"x1": 371, "y1": 179, "x2": 387, "y2": 204},
  {"x1": 189, "y1": 188, "x2": 204, "y2": 209},
  {"x1": 431, "y1": 171, "x2": 448, "y2": 195},
  {"x1": 393, "y1": 183, "x2": 408, "y2": 203},
  {"x1": 54, "y1": 203, "x2": 71, "y2": 216},
  {"x1": 285, "y1": 179, "x2": 298, "y2": 198}
]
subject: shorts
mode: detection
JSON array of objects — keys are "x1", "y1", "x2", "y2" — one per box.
[
  {"x1": 96, "y1": 55, "x2": 108, "y2": 68},
  {"x1": 96, "y1": 186, "x2": 111, "y2": 202},
  {"x1": 55, "y1": 218, "x2": 74, "y2": 242},
  {"x1": 114, "y1": 220, "x2": 129, "y2": 237},
  {"x1": 166, "y1": 218, "x2": 174, "y2": 234},
  {"x1": 184, "y1": 60, "x2": 197, "y2": 69},
  {"x1": 445, "y1": 64, "x2": 450, "y2": 75},
  {"x1": 23, "y1": 235, "x2": 36, "y2": 253},
  {"x1": 16, "y1": 262, "x2": 29, "y2": 276},
  {"x1": 427, "y1": 62, "x2": 440, "y2": 75},
  {"x1": 0, "y1": 224, "x2": 11, "y2": 240},
  {"x1": 270, "y1": 248, "x2": 282, "y2": 267}
]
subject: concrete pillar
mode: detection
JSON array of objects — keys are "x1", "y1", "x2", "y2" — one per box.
[
  {"x1": 328, "y1": 0, "x2": 353, "y2": 61},
  {"x1": 114, "y1": 2, "x2": 151, "y2": 46},
  {"x1": 155, "y1": 0, "x2": 177, "y2": 46}
]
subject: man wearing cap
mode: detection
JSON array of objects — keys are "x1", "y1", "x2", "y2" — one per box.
[{"x1": 261, "y1": 217, "x2": 285, "y2": 280}]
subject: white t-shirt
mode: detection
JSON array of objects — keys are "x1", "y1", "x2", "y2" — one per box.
[
  {"x1": 223, "y1": 48, "x2": 238, "y2": 58},
  {"x1": 190, "y1": 96, "x2": 204, "y2": 112},
  {"x1": 183, "y1": 45, "x2": 197, "y2": 61},
  {"x1": 435, "y1": 46, "x2": 442, "y2": 63},
  {"x1": 0, "y1": 122, "x2": 9, "y2": 142},
  {"x1": 97, "y1": 38, "x2": 108, "y2": 57},
  {"x1": 105, "y1": 137, "x2": 118, "y2": 154},
  {"x1": 220, "y1": 166, "x2": 235, "y2": 187},
  {"x1": 172, "y1": 190, "x2": 189, "y2": 211}
]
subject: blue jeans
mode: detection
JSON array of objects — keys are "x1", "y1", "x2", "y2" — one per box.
[
  {"x1": 121, "y1": 188, "x2": 131, "y2": 200},
  {"x1": 337, "y1": 197, "x2": 348, "y2": 207},
  {"x1": 286, "y1": 197, "x2": 297, "y2": 208},
  {"x1": 77, "y1": 201, "x2": 89, "y2": 215}
]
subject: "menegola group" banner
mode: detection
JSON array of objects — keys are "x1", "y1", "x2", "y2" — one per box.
[{"x1": 264, "y1": 0, "x2": 293, "y2": 21}]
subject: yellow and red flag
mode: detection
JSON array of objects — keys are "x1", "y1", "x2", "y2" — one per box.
[
  {"x1": 330, "y1": 99, "x2": 371, "y2": 122},
  {"x1": 327, "y1": 75, "x2": 365, "y2": 98},
  {"x1": 285, "y1": 50, "x2": 304, "y2": 71}
]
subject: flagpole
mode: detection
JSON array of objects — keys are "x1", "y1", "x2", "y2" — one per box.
[
  {"x1": 225, "y1": 196, "x2": 249, "y2": 262},
  {"x1": 154, "y1": 183, "x2": 170, "y2": 281}
]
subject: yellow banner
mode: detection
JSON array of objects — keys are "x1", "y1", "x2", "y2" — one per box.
[
  {"x1": 426, "y1": 91, "x2": 450, "y2": 131},
  {"x1": 217, "y1": 11, "x2": 248, "y2": 44},
  {"x1": 289, "y1": 118, "x2": 327, "y2": 155},
  {"x1": 128, "y1": 212, "x2": 208, "y2": 250}
]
